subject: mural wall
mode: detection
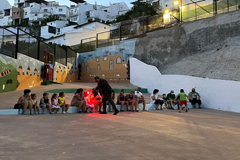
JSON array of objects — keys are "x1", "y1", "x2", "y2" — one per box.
[
  {"x1": 54, "y1": 62, "x2": 79, "y2": 83},
  {"x1": 78, "y1": 39, "x2": 137, "y2": 82},
  {"x1": 0, "y1": 53, "x2": 79, "y2": 93},
  {"x1": 0, "y1": 53, "x2": 44, "y2": 93}
]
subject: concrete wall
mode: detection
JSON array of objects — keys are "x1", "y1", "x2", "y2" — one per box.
[
  {"x1": 134, "y1": 10, "x2": 240, "y2": 81},
  {"x1": 130, "y1": 58, "x2": 240, "y2": 113}
]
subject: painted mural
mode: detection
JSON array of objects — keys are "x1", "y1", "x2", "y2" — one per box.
[
  {"x1": 0, "y1": 53, "x2": 44, "y2": 93},
  {"x1": 0, "y1": 53, "x2": 79, "y2": 93},
  {"x1": 0, "y1": 56, "x2": 18, "y2": 92},
  {"x1": 78, "y1": 38, "x2": 137, "y2": 82},
  {"x1": 54, "y1": 62, "x2": 79, "y2": 83}
]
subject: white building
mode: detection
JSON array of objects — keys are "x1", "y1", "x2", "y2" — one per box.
[
  {"x1": 0, "y1": 0, "x2": 12, "y2": 26},
  {"x1": 11, "y1": 0, "x2": 70, "y2": 25},
  {"x1": 69, "y1": 1, "x2": 129, "y2": 25},
  {"x1": 42, "y1": 21, "x2": 109, "y2": 46}
]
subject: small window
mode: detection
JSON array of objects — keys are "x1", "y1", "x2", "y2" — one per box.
[
  {"x1": 96, "y1": 58, "x2": 99, "y2": 62},
  {"x1": 116, "y1": 57, "x2": 122, "y2": 64},
  {"x1": 103, "y1": 57, "x2": 107, "y2": 61},
  {"x1": 35, "y1": 14, "x2": 37, "y2": 16},
  {"x1": 82, "y1": 63, "x2": 84, "y2": 69},
  {"x1": 166, "y1": 5, "x2": 168, "y2": 7},
  {"x1": 25, "y1": 12, "x2": 28, "y2": 15},
  {"x1": 86, "y1": 66, "x2": 89, "y2": 72},
  {"x1": 104, "y1": 10, "x2": 107, "y2": 12},
  {"x1": 97, "y1": 64, "x2": 100, "y2": 71},
  {"x1": 57, "y1": 28, "x2": 60, "y2": 32},
  {"x1": 59, "y1": 9, "x2": 63, "y2": 12},
  {"x1": 109, "y1": 60, "x2": 113, "y2": 70},
  {"x1": 31, "y1": 5, "x2": 33, "y2": 7},
  {"x1": 44, "y1": 9, "x2": 48, "y2": 12}
]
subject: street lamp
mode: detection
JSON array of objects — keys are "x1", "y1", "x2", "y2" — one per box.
[{"x1": 173, "y1": 0, "x2": 182, "y2": 22}]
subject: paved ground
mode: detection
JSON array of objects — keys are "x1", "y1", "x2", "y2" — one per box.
[
  {"x1": 0, "y1": 109, "x2": 240, "y2": 160},
  {"x1": 0, "y1": 83, "x2": 151, "y2": 110}
]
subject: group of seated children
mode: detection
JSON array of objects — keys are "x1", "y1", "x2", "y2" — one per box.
[
  {"x1": 70, "y1": 88, "x2": 145, "y2": 113},
  {"x1": 17, "y1": 87, "x2": 148, "y2": 115},
  {"x1": 17, "y1": 89, "x2": 69, "y2": 115}
]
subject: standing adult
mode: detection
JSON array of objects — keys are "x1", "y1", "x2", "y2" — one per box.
[
  {"x1": 188, "y1": 88, "x2": 202, "y2": 109},
  {"x1": 94, "y1": 76, "x2": 119, "y2": 115}
]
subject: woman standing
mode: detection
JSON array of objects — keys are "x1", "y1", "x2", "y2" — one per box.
[{"x1": 150, "y1": 89, "x2": 164, "y2": 110}]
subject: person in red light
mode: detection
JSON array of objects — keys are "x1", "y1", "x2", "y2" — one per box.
[{"x1": 85, "y1": 90, "x2": 103, "y2": 113}]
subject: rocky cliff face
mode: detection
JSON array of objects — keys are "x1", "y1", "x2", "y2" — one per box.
[{"x1": 134, "y1": 10, "x2": 240, "y2": 81}]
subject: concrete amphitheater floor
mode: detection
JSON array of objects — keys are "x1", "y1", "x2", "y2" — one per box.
[
  {"x1": 0, "y1": 109, "x2": 240, "y2": 160},
  {"x1": 0, "y1": 83, "x2": 151, "y2": 110}
]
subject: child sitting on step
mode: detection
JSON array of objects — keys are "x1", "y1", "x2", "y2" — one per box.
[
  {"x1": 31, "y1": 94, "x2": 40, "y2": 114},
  {"x1": 51, "y1": 94, "x2": 60, "y2": 114},
  {"x1": 58, "y1": 92, "x2": 69, "y2": 114}
]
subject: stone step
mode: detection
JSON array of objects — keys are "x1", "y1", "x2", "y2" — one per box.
[{"x1": 0, "y1": 103, "x2": 195, "y2": 115}]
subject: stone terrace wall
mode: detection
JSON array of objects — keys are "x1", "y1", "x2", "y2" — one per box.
[{"x1": 134, "y1": 10, "x2": 240, "y2": 81}]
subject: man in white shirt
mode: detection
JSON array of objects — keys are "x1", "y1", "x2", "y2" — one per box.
[{"x1": 135, "y1": 87, "x2": 147, "y2": 111}]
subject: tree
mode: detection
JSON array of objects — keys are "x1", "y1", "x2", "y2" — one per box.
[
  {"x1": 41, "y1": 15, "x2": 61, "y2": 26},
  {"x1": 113, "y1": 2, "x2": 161, "y2": 22}
]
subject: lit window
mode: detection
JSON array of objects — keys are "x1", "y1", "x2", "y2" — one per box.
[
  {"x1": 82, "y1": 63, "x2": 84, "y2": 69},
  {"x1": 116, "y1": 57, "x2": 122, "y2": 64},
  {"x1": 86, "y1": 66, "x2": 89, "y2": 72},
  {"x1": 96, "y1": 58, "x2": 99, "y2": 62},
  {"x1": 103, "y1": 57, "x2": 107, "y2": 61},
  {"x1": 25, "y1": 12, "x2": 28, "y2": 15},
  {"x1": 97, "y1": 64, "x2": 100, "y2": 71},
  {"x1": 109, "y1": 60, "x2": 113, "y2": 70}
]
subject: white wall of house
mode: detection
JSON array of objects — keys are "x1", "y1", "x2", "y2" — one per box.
[
  {"x1": 69, "y1": 2, "x2": 129, "y2": 25},
  {"x1": 44, "y1": 35, "x2": 66, "y2": 45},
  {"x1": 0, "y1": 0, "x2": 11, "y2": 13},
  {"x1": 42, "y1": 22, "x2": 109, "y2": 46}
]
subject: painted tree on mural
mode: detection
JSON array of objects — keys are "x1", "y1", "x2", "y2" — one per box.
[{"x1": 0, "y1": 56, "x2": 18, "y2": 93}]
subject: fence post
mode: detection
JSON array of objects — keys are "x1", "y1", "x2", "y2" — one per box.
[
  {"x1": 54, "y1": 44, "x2": 56, "y2": 56},
  {"x1": 37, "y1": 38, "x2": 40, "y2": 60},
  {"x1": 227, "y1": 0, "x2": 229, "y2": 12},
  {"x1": 15, "y1": 28, "x2": 19, "y2": 59},
  {"x1": 213, "y1": 0, "x2": 217, "y2": 15},
  {"x1": 96, "y1": 34, "x2": 98, "y2": 48},
  {"x1": 146, "y1": 17, "x2": 149, "y2": 32},
  {"x1": 66, "y1": 47, "x2": 68, "y2": 66},
  {"x1": 81, "y1": 39, "x2": 83, "y2": 53},
  {"x1": 119, "y1": 26, "x2": 122, "y2": 41}
]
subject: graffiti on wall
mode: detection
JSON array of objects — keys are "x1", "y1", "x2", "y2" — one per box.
[{"x1": 78, "y1": 38, "x2": 137, "y2": 82}]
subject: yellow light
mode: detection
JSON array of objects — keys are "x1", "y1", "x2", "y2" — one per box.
[
  {"x1": 165, "y1": 10, "x2": 169, "y2": 14},
  {"x1": 169, "y1": 12, "x2": 172, "y2": 14},
  {"x1": 173, "y1": 1, "x2": 179, "y2": 5}
]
